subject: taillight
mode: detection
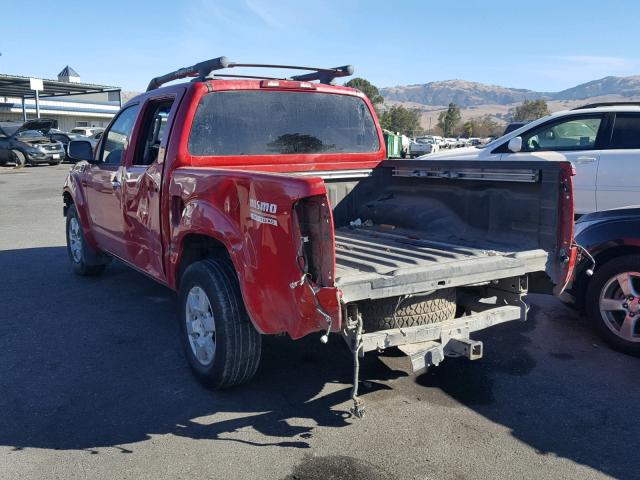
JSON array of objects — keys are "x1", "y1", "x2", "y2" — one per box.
[
  {"x1": 292, "y1": 195, "x2": 335, "y2": 287},
  {"x1": 554, "y1": 163, "x2": 577, "y2": 295}
]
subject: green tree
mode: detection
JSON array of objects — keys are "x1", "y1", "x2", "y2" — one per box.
[
  {"x1": 344, "y1": 78, "x2": 384, "y2": 107},
  {"x1": 477, "y1": 115, "x2": 502, "y2": 137},
  {"x1": 437, "y1": 103, "x2": 462, "y2": 137},
  {"x1": 379, "y1": 105, "x2": 423, "y2": 136},
  {"x1": 462, "y1": 120, "x2": 474, "y2": 138},
  {"x1": 513, "y1": 99, "x2": 550, "y2": 121}
]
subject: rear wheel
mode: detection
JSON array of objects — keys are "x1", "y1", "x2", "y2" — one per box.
[
  {"x1": 12, "y1": 150, "x2": 26, "y2": 168},
  {"x1": 586, "y1": 255, "x2": 640, "y2": 356},
  {"x1": 360, "y1": 288, "x2": 457, "y2": 331},
  {"x1": 179, "y1": 258, "x2": 261, "y2": 389}
]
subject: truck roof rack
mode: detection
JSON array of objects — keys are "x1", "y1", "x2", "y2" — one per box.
[
  {"x1": 146, "y1": 56, "x2": 354, "y2": 91},
  {"x1": 572, "y1": 102, "x2": 640, "y2": 110}
]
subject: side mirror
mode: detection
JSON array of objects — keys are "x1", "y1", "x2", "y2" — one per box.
[
  {"x1": 507, "y1": 136, "x2": 522, "y2": 153},
  {"x1": 68, "y1": 140, "x2": 96, "y2": 163}
]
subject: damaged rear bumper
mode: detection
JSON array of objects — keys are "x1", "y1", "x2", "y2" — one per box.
[{"x1": 360, "y1": 304, "x2": 524, "y2": 372}]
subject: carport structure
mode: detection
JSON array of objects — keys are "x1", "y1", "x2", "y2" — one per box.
[{"x1": 0, "y1": 73, "x2": 121, "y2": 121}]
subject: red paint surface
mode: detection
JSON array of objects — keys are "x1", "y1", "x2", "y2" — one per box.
[{"x1": 554, "y1": 162, "x2": 579, "y2": 295}]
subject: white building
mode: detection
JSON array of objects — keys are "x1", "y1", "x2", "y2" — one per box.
[{"x1": 0, "y1": 66, "x2": 122, "y2": 132}]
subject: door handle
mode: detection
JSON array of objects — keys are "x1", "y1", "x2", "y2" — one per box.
[{"x1": 575, "y1": 156, "x2": 597, "y2": 164}]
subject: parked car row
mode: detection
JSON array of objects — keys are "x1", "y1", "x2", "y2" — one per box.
[
  {"x1": 408, "y1": 135, "x2": 491, "y2": 157},
  {"x1": 0, "y1": 119, "x2": 100, "y2": 167}
]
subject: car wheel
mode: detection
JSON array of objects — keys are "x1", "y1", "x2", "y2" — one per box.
[
  {"x1": 66, "y1": 205, "x2": 107, "y2": 276},
  {"x1": 179, "y1": 258, "x2": 261, "y2": 389},
  {"x1": 586, "y1": 255, "x2": 640, "y2": 356},
  {"x1": 12, "y1": 150, "x2": 26, "y2": 168}
]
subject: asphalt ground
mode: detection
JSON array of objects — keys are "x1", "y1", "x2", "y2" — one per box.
[{"x1": 1, "y1": 163, "x2": 638, "y2": 480}]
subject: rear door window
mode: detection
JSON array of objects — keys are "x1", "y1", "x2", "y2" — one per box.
[
  {"x1": 134, "y1": 100, "x2": 174, "y2": 166},
  {"x1": 609, "y1": 113, "x2": 640, "y2": 149},
  {"x1": 520, "y1": 116, "x2": 603, "y2": 152},
  {"x1": 188, "y1": 90, "x2": 380, "y2": 156}
]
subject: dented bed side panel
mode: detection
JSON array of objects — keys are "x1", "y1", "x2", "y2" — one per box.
[{"x1": 169, "y1": 167, "x2": 341, "y2": 339}]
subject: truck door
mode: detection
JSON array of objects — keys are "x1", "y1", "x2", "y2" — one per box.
[
  {"x1": 499, "y1": 114, "x2": 605, "y2": 215},
  {"x1": 120, "y1": 95, "x2": 179, "y2": 281},
  {"x1": 84, "y1": 104, "x2": 140, "y2": 258},
  {"x1": 596, "y1": 113, "x2": 640, "y2": 211}
]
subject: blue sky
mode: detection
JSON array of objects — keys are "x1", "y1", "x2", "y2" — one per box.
[{"x1": 1, "y1": 0, "x2": 639, "y2": 93}]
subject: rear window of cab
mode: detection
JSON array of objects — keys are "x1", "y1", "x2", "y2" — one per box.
[{"x1": 188, "y1": 90, "x2": 380, "y2": 156}]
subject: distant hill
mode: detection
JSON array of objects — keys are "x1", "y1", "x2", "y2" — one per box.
[
  {"x1": 381, "y1": 75, "x2": 640, "y2": 107},
  {"x1": 381, "y1": 80, "x2": 549, "y2": 107},
  {"x1": 553, "y1": 75, "x2": 640, "y2": 100},
  {"x1": 380, "y1": 75, "x2": 640, "y2": 132}
]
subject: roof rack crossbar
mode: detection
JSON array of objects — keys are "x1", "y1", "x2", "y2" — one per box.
[
  {"x1": 229, "y1": 62, "x2": 354, "y2": 83},
  {"x1": 147, "y1": 56, "x2": 230, "y2": 91},
  {"x1": 146, "y1": 57, "x2": 354, "y2": 91},
  {"x1": 572, "y1": 101, "x2": 640, "y2": 110}
]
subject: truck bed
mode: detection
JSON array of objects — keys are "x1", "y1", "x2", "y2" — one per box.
[{"x1": 334, "y1": 225, "x2": 548, "y2": 302}]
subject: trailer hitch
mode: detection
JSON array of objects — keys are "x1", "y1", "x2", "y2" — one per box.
[{"x1": 349, "y1": 313, "x2": 366, "y2": 419}]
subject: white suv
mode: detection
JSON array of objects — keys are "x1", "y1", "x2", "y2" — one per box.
[{"x1": 422, "y1": 103, "x2": 640, "y2": 214}]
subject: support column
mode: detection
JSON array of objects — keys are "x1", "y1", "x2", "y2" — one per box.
[
  {"x1": 22, "y1": 96, "x2": 27, "y2": 121},
  {"x1": 35, "y1": 90, "x2": 40, "y2": 119}
]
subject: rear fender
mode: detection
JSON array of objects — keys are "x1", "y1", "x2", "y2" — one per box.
[{"x1": 169, "y1": 168, "x2": 341, "y2": 338}]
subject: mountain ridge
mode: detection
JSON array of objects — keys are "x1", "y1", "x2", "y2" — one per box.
[{"x1": 381, "y1": 75, "x2": 640, "y2": 107}]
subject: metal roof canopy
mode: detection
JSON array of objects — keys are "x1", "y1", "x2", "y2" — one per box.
[{"x1": 0, "y1": 73, "x2": 122, "y2": 120}]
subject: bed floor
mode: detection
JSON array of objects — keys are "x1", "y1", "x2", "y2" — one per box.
[{"x1": 334, "y1": 226, "x2": 549, "y2": 302}]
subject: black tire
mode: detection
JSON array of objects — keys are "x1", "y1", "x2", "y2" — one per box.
[
  {"x1": 586, "y1": 255, "x2": 640, "y2": 356},
  {"x1": 360, "y1": 288, "x2": 457, "y2": 331},
  {"x1": 12, "y1": 150, "x2": 26, "y2": 168},
  {"x1": 65, "y1": 205, "x2": 107, "y2": 276},
  {"x1": 179, "y1": 258, "x2": 261, "y2": 389}
]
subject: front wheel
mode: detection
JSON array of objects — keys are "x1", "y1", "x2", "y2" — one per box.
[
  {"x1": 179, "y1": 258, "x2": 261, "y2": 389},
  {"x1": 66, "y1": 205, "x2": 107, "y2": 276},
  {"x1": 586, "y1": 255, "x2": 640, "y2": 356},
  {"x1": 12, "y1": 150, "x2": 26, "y2": 168}
]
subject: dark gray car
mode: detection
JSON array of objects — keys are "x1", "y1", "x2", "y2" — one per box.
[{"x1": 0, "y1": 119, "x2": 66, "y2": 167}]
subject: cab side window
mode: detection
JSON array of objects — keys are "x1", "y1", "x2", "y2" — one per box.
[
  {"x1": 609, "y1": 114, "x2": 640, "y2": 149},
  {"x1": 101, "y1": 105, "x2": 140, "y2": 164},
  {"x1": 134, "y1": 100, "x2": 174, "y2": 166},
  {"x1": 521, "y1": 116, "x2": 603, "y2": 152}
]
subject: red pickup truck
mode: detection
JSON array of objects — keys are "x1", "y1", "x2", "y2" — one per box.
[{"x1": 63, "y1": 57, "x2": 576, "y2": 416}]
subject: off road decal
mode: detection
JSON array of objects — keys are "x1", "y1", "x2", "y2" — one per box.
[{"x1": 249, "y1": 198, "x2": 278, "y2": 226}]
